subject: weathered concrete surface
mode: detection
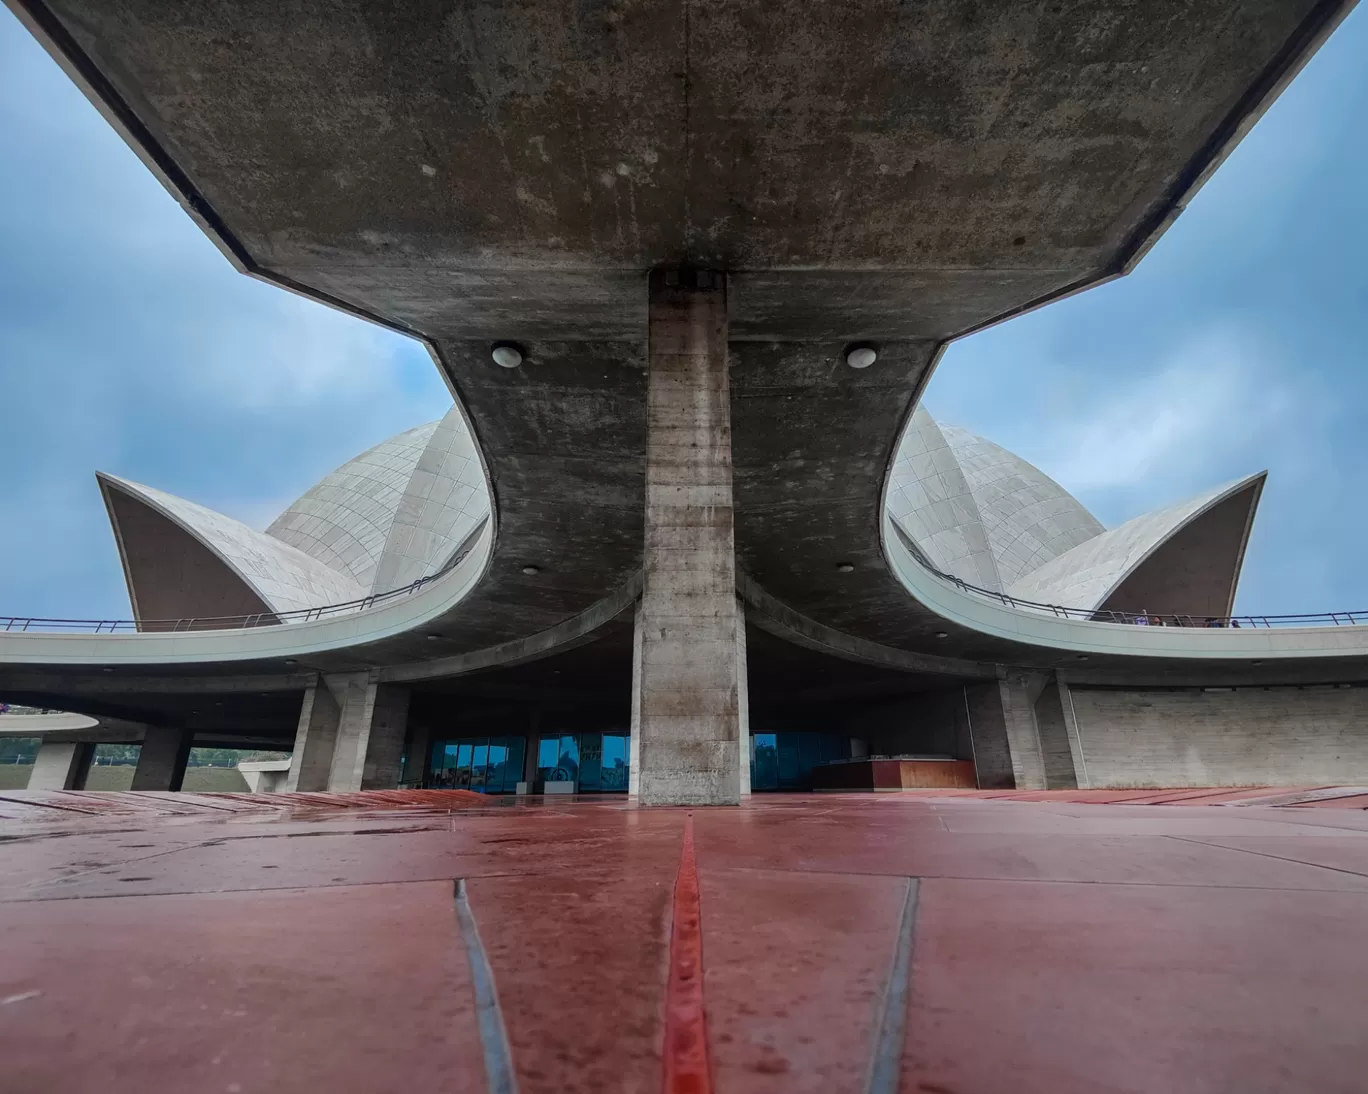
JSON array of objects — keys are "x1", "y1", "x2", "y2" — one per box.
[
  {"x1": 2, "y1": 0, "x2": 1364, "y2": 743},
  {"x1": 14, "y1": 0, "x2": 1347, "y2": 339},
  {"x1": 285, "y1": 680, "x2": 340, "y2": 792},
  {"x1": 4, "y1": 794, "x2": 1368, "y2": 1093},
  {"x1": 963, "y1": 673, "x2": 1050, "y2": 789},
  {"x1": 25, "y1": 740, "x2": 93, "y2": 790},
  {"x1": 634, "y1": 271, "x2": 743, "y2": 805},
  {"x1": 326, "y1": 676, "x2": 411, "y2": 792},
  {"x1": 129, "y1": 724, "x2": 192, "y2": 791},
  {"x1": 1068, "y1": 683, "x2": 1368, "y2": 788}
]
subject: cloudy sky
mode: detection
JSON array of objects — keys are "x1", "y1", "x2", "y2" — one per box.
[{"x1": 1, "y1": 7, "x2": 1365, "y2": 620}]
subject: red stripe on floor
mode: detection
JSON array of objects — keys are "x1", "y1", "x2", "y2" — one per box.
[{"x1": 664, "y1": 813, "x2": 712, "y2": 1094}]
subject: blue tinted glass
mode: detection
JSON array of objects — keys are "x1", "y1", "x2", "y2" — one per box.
[
  {"x1": 578, "y1": 733, "x2": 602, "y2": 791},
  {"x1": 470, "y1": 743, "x2": 490, "y2": 790},
  {"x1": 533, "y1": 732, "x2": 555, "y2": 776},
  {"x1": 601, "y1": 734, "x2": 629, "y2": 792},
  {"x1": 487, "y1": 742, "x2": 509, "y2": 793},
  {"x1": 752, "y1": 733, "x2": 779, "y2": 790},
  {"x1": 504, "y1": 737, "x2": 526, "y2": 792},
  {"x1": 551, "y1": 735, "x2": 579, "y2": 782}
]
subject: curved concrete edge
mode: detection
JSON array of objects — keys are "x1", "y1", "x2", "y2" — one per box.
[
  {"x1": 737, "y1": 572, "x2": 993, "y2": 678},
  {"x1": 1007, "y1": 472, "x2": 1266, "y2": 612},
  {"x1": 0, "y1": 711, "x2": 147, "y2": 742},
  {"x1": 0, "y1": 711, "x2": 99, "y2": 734},
  {"x1": 377, "y1": 570, "x2": 643, "y2": 683},
  {"x1": 882, "y1": 513, "x2": 1368, "y2": 662},
  {"x1": 0, "y1": 521, "x2": 495, "y2": 667}
]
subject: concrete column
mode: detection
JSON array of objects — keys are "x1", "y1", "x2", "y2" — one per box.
[
  {"x1": 27, "y1": 741, "x2": 94, "y2": 791},
  {"x1": 964, "y1": 672, "x2": 1049, "y2": 790},
  {"x1": 522, "y1": 711, "x2": 541, "y2": 790},
  {"x1": 1034, "y1": 674, "x2": 1079, "y2": 789},
  {"x1": 286, "y1": 680, "x2": 341, "y2": 792},
  {"x1": 326, "y1": 676, "x2": 411, "y2": 792},
  {"x1": 736, "y1": 604, "x2": 751, "y2": 797},
  {"x1": 632, "y1": 269, "x2": 746, "y2": 805},
  {"x1": 1056, "y1": 672, "x2": 1091, "y2": 789},
  {"x1": 131, "y1": 726, "x2": 193, "y2": 791}
]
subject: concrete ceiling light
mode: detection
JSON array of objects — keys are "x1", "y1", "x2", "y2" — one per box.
[
  {"x1": 492, "y1": 342, "x2": 524, "y2": 369},
  {"x1": 845, "y1": 344, "x2": 878, "y2": 369},
  {"x1": 522, "y1": 565, "x2": 541, "y2": 576}
]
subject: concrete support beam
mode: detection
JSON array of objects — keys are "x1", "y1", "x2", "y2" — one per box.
[
  {"x1": 326, "y1": 676, "x2": 411, "y2": 793},
  {"x1": 632, "y1": 269, "x2": 746, "y2": 805},
  {"x1": 130, "y1": 726, "x2": 193, "y2": 791},
  {"x1": 286, "y1": 681, "x2": 341, "y2": 792},
  {"x1": 1034, "y1": 676, "x2": 1080, "y2": 790},
  {"x1": 27, "y1": 741, "x2": 94, "y2": 791},
  {"x1": 964, "y1": 672, "x2": 1049, "y2": 790},
  {"x1": 1056, "y1": 674, "x2": 1090, "y2": 789}
]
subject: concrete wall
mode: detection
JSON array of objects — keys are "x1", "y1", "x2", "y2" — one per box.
[{"x1": 1069, "y1": 685, "x2": 1368, "y2": 787}]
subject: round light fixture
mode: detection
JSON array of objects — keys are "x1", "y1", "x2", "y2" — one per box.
[
  {"x1": 492, "y1": 343, "x2": 524, "y2": 369},
  {"x1": 1077, "y1": 654, "x2": 1090, "y2": 661},
  {"x1": 522, "y1": 565, "x2": 541, "y2": 576},
  {"x1": 836, "y1": 562, "x2": 855, "y2": 573},
  {"x1": 426, "y1": 634, "x2": 442, "y2": 642},
  {"x1": 845, "y1": 344, "x2": 878, "y2": 370},
  {"x1": 283, "y1": 659, "x2": 297, "y2": 666},
  {"x1": 934, "y1": 631, "x2": 949, "y2": 639}
]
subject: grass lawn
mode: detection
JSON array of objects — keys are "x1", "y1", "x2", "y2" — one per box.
[{"x1": 0, "y1": 765, "x2": 250, "y2": 792}]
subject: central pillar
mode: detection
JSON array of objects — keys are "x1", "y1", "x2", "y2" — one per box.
[
  {"x1": 131, "y1": 725, "x2": 193, "y2": 791},
  {"x1": 632, "y1": 269, "x2": 747, "y2": 805}
]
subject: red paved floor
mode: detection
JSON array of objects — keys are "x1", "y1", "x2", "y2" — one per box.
[{"x1": 3, "y1": 791, "x2": 1368, "y2": 1093}]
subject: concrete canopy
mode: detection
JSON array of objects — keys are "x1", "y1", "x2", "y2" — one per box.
[{"x1": 1, "y1": 0, "x2": 1355, "y2": 688}]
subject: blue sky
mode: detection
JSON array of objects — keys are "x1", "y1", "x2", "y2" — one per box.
[{"x1": 1, "y1": 7, "x2": 1365, "y2": 620}]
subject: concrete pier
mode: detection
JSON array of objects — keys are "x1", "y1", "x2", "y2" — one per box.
[
  {"x1": 27, "y1": 741, "x2": 94, "y2": 791},
  {"x1": 632, "y1": 270, "x2": 746, "y2": 805},
  {"x1": 285, "y1": 675, "x2": 411, "y2": 793},
  {"x1": 130, "y1": 726, "x2": 193, "y2": 791}
]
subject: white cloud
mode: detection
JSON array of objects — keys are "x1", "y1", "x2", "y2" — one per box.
[{"x1": 1030, "y1": 324, "x2": 1294, "y2": 497}]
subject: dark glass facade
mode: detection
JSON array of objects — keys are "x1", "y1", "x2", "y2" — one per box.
[
  {"x1": 429, "y1": 736, "x2": 526, "y2": 792},
  {"x1": 750, "y1": 731, "x2": 851, "y2": 791},
  {"x1": 537, "y1": 732, "x2": 630, "y2": 792}
]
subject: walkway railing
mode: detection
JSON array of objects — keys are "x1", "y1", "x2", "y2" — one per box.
[
  {"x1": 0, "y1": 516, "x2": 489, "y2": 636},
  {"x1": 888, "y1": 522, "x2": 1368, "y2": 630}
]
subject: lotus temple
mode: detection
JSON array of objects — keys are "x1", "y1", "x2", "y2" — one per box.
[
  {"x1": 4, "y1": 3, "x2": 1368, "y2": 1089},
  {"x1": 24, "y1": 401, "x2": 1270, "y2": 797}
]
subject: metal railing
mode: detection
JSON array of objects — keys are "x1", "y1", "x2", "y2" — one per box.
[
  {"x1": 1, "y1": 516, "x2": 489, "y2": 636},
  {"x1": 889, "y1": 522, "x2": 1368, "y2": 630}
]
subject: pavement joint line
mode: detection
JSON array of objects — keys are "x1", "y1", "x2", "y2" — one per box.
[
  {"x1": 1163, "y1": 834, "x2": 1368, "y2": 883},
  {"x1": 664, "y1": 812, "x2": 712, "y2": 1094},
  {"x1": 453, "y1": 878, "x2": 520, "y2": 1094},
  {"x1": 703, "y1": 864, "x2": 1368, "y2": 893},
  {"x1": 1, "y1": 872, "x2": 530, "y2": 904},
  {"x1": 864, "y1": 877, "x2": 919, "y2": 1094}
]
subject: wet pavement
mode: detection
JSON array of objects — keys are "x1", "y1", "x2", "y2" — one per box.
[{"x1": 3, "y1": 789, "x2": 1367, "y2": 1093}]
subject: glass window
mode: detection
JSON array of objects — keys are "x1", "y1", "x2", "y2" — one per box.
[
  {"x1": 504, "y1": 736, "x2": 526, "y2": 793},
  {"x1": 554, "y1": 735, "x2": 580, "y2": 783},
  {"x1": 537, "y1": 735, "x2": 559, "y2": 780},
  {"x1": 601, "y1": 734, "x2": 629, "y2": 792},
  {"x1": 486, "y1": 741, "x2": 509, "y2": 793},
  {"x1": 469, "y1": 742, "x2": 489, "y2": 790},
  {"x1": 578, "y1": 733, "x2": 602, "y2": 791},
  {"x1": 751, "y1": 733, "x2": 778, "y2": 790}
]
